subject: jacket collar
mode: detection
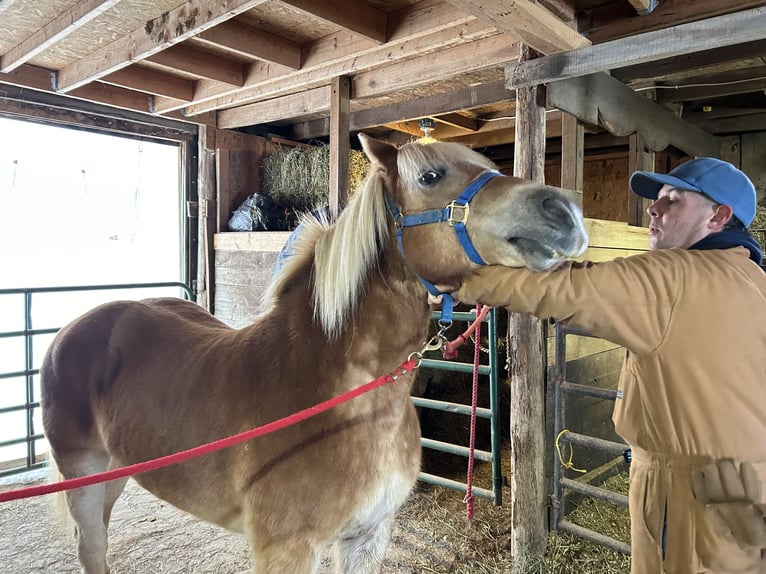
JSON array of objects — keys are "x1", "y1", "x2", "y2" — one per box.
[{"x1": 689, "y1": 230, "x2": 763, "y2": 265}]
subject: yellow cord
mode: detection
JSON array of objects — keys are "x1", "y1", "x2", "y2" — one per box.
[{"x1": 555, "y1": 429, "x2": 587, "y2": 474}]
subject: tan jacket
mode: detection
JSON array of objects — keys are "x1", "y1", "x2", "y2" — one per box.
[{"x1": 459, "y1": 246, "x2": 766, "y2": 461}]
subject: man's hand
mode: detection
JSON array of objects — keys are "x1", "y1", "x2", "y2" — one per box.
[{"x1": 691, "y1": 460, "x2": 766, "y2": 549}]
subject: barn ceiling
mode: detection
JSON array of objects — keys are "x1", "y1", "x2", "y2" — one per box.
[{"x1": 1, "y1": 0, "x2": 766, "y2": 149}]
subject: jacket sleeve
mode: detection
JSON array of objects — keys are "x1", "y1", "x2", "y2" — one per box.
[{"x1": 457, "y1": 251, "x2": 682, "y2": 354}]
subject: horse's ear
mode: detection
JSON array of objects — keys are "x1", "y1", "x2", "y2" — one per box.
[{"x1": 358, "y1": 133, "x2": 397, "y2": 174}]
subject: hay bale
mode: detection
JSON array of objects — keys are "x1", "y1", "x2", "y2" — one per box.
[
  {"x1": 752, "y1": 204, "x2": 766, "y2": 252},
  {"x1": 261, "y1": 144, "x2": 369, "y2": 211}
]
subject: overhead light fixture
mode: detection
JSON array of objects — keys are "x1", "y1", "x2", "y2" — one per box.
[{"x1": 417, "y1": 117, "x2": 437, "y2": 144}]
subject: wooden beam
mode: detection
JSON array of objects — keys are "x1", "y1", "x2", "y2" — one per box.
[
  {"x1": 0, "y1": 0, "x2": 122, "y2": 73},
  {"x1": 435, "y1": 113, "x2": 478, "y2": 132},
  {"x1": 510, "y1": 43, "x2": 547, "y2": 559},
  {"x1": 446, "y1": 0, "x2": 589, "y2": 54},
  {"x1": 628, "y1": 132, "x2": 653, "y2": 227},
  {"x1": 162, "y1": 0, "x2": 481, "y2": 115},
  {"x1": 353, "y1": 33, "x2": 517, "y2": 99},
  {"x1": 285, "y1": 79, "x2": 515, "y2": 140},
  {"x1": 561, "y1": 112, "x2": 584, "y2": 191},
  {"x1": 282, "y1": 0, "x2": 387, "y2": 44},
  {"x1": 54, "y1": 0, "x2": 271, "y2": 92},
  {"x1": 329, "y1": 76, "x2": 350, "y2": 218},
  {"x1": 548, "y1": 72, "x2": 720, "y2": 157},
  {"x1": 214, "y1": 34, "x2": 515, "y2": 130},
  {"x1": 217, "y1": 86, "x2": 331, "y2": 129},
  {"x1": 615, "y1": 40, "x2": 766, "y2": 84},
  {"x1": 585, "y1": 0, "x2": 766, "y2": 44},
  {"x1": 0, "y1": 64, "x2": 156, "y2": 114},
  {"x1": 195, "y1": 20, "x2": 301, "y2": 69},
  {"x1": 694, "y1": 112, "x2": 766, "y2": 135},
  {"x1": 627, "y1": 0, "x2": 655, "y2": 14},
  {"x1": 507, "y1": 6, "x2": 766, "y2": 90},
  {"x1": 146, "y1": 45, "x2": 244, "y2": 86},
  {"x1": 101, "y1": 65, "x2": 194, "y2": 101}
]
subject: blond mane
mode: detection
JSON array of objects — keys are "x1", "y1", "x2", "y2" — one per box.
[{"x1": 263, "y1": 169, "x2": 391, "y2": 339}]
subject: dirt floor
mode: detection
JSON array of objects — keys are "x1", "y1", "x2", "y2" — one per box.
[{"x1": 0, "y1": 456, "x2": 631, "y2": 574}]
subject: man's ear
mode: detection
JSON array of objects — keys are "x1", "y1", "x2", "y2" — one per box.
[{"x1": 710, "y1": 204, "x2": 734, "y2": 231}]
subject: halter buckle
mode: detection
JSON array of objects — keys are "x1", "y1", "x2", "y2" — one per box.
[{"x1": 447, "y1": 201, "x2": 469, "y2": 226}]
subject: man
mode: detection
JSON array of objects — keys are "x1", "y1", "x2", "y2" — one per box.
[{"x1": 455, "y1": 157, "x2": 766, "y2": 573}]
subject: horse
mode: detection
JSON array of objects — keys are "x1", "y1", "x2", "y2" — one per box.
[{"x1": 40, "y1": 133, "x2": 588, "y2": 574}]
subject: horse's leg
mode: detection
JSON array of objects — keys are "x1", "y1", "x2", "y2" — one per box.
[
  {"x1": 249, "y1": 535, "x2": 322, "y2": 574},
  {"x1": 334, "y1": 514, "x2": 394, "y2": 574},
  {"x1": 57, "y1": 450, "x2": 113, "y2": 574},
  {"x1": 101, "y1": 471, "x2": 128, "y2": 528}
]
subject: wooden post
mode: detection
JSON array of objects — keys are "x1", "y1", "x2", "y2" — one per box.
[
  {"x1": 561, "y1": 112, "x2": 584, "y2": 193},
  {"x1": 329, "y1": 76, "x2": 350, "y2": 219},
  {"x1": 197, "y1": 123, "x2": 216, "y2": 311},
  {"x1": 628, "y1": 132, "x2": 654, "y2": 227},
  {"x1": 510, "y1": 43, "x2": 548, "y2": 560}
]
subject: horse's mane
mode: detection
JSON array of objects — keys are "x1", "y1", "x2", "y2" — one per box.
[{"x1": 263, "y1": 168, "x2": 390, "y2": 340}]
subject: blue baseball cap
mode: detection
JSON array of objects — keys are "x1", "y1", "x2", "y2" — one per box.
[{"x1": 629, "y1": 157, "x2": 757, "y2": 227}]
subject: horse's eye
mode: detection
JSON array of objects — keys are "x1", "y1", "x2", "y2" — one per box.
[{"x1": 418, "y1": 170, "x2": 442, "y2": 186}]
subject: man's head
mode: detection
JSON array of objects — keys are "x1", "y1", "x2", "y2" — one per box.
[{"x1": 630, "y1": 157, "x2": 756, "y2": 250}]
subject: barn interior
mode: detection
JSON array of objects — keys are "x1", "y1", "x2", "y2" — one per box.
[{"x1": 1, "y1": 0, "x2": 766, "y2": 569}]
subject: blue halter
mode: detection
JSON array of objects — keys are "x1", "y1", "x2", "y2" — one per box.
[{"x1": 386, "y1": 169, "x2": 501, "y2": 326}]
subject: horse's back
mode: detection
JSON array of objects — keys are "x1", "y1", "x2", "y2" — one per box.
[{"x1": 41, "y1": 298, "x2": 228, "y2": 443}]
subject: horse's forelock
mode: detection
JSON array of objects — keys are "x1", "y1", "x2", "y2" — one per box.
[
  {"x1": 397, "y1": 141, "x2": 496, "y2": 186},
  {"x1": 313, "y1": 170, "x2": 390, "y2": 339}
]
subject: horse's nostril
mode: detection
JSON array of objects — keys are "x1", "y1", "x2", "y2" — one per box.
[{"x1": 541, "y1": 196, "x2": 573, "y2": 227}]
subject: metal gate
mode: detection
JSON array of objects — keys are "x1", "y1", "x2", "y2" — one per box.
[
  {"x1": 0, "y1": 282, "x2": 193, "y2": 478},
  {"x1": 413, "y1": 308, "x2": 503, "y2": 506},
  {"x1": 552, "y1": 321, "x2": 631, "y2": 554}
]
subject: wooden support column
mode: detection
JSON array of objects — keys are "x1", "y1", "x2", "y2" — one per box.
[
  {"x1": 510, "y1": 43, "x2": 548, "y2": 559},
  {"x1": 628, "y1": 132, "x2": 654, "y2": 227},
  {"x1": 197, "y1": 123, "x2": 217, "y2": 311},
  {"x1": 561, "y1": 112, "x2": 584, "y2": 192},
  {"x1": 329, "y1": 76, "x2": 350, "y2": 219}
]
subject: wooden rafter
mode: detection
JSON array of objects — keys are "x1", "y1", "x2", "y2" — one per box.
[
  {"x1": 0, "y1": 0, "x2": 123, "y2": 73},
  {"x1": 195, "y1": 20, "x2": 301, "y2": 69},
  {"x1": 54, "y1": 0, "x2": 271, "y2": 92},
  {"x1": 585, "y1": 0, "x2": 766, "y2": 44},
  {"x1": 217, "y1": 86, "x2": 331, "y2": 129},
  {"x1": 627, "y1": 0, "x2": 655, "y2": 13},
  {"x1": 282, "y1": 0, "x2": 387, "y2": 44},
  {"x1": 445, "y1": 0, "x2": 589, "y2": 54},
  {"x1": 352, "y1": 33, "x2": 517, "y2": 99},
  {"x1": 507, "y1": 6, "x2": 766, "y2": 89},
  {"x1": 435, "y1": 113, "x2": 479, "y2": 131},
  {"x1": 101, "y1": 65, "x2": 195, "y2": 101},
  {"x1": 214, "y1": 33, "x2": 516, "y2": 130},
  {"x1": 145, "y1": 45, "x2": 245, "y2": 87},
  {"x1": 159, "y1": 9, "x2": 488, "y2": 116},
  {"x1": 286, "y1": 79, "x2": 515, "y2": 140}
]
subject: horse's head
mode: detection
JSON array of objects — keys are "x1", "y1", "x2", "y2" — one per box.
[{"x1": 359, "y1": 134, "x2": 588, "y2": 288}]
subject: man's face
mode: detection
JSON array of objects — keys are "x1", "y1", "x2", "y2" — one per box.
[{"x1": 646, "y1": 185, "x2": 719, "y2": 250}]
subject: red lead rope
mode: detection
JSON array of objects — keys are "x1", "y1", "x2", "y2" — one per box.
[
  {"x1": 0, "y1": 358, "x2": 418, "y2": 504},
  {"x1": 462, "y1": 304, "x2": 482, "y2": 519}
]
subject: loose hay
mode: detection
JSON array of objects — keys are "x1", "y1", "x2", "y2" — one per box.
[{"x1": 261, "y1": 144, "x2": 369, "y2": 211}]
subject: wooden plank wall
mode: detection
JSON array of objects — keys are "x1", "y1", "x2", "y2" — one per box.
[{"x1": 213, "y1": 232, "x2": 291, "y2": 328}]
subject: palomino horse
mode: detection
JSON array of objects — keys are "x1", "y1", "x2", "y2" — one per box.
[{"x1": 41, "y1": 134, "x2": 588, "y2": 574}]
